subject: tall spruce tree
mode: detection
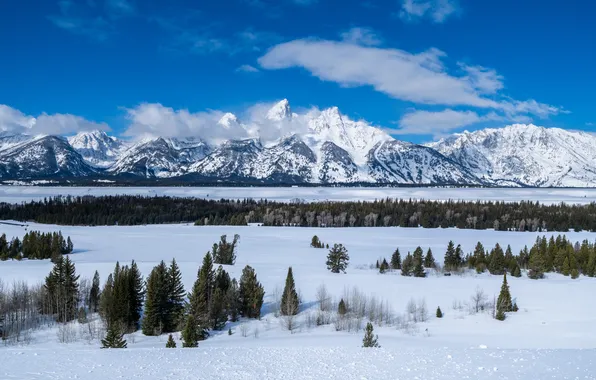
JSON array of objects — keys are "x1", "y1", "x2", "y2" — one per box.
[
  {"x1": 127, "y1": 260, "x2": 145, "y2": 331},
  {"x1": 238, "y1": 265, "x2": 265, "y2": 319},
  {"x1": 89, "y1": 270, "x2": 101, "y2": 313},
  {"x1": 390, "y1": 248, "x2": 402, "y2": 270},
  {"x1": 444, "y1": 241, "x2": 456, "y2": 270},
  {"x1": 142, "y1": 261, "x2": 170, "y2": 336},
  {"x1": 280, "y1": 267, "x2": 299, "y2": 316},
  {"x1": 167, "y1": 259, "x2": 185, "y2": 331},
  {"x1": 489, "y1": 243, "x2": 506, "y2": 275},
  {"x1": 401, "y1": 252, "x2": 414, "y2": 276},
  {"x1": 497, "y1": 273, "x2": 513, "y2": 313},
  {"x1": 226, "y1": 278, "x2": 240, "y2": 322},
  {"x1": 412, "y1": 247, "x2": 426, "y2": 277},
  {"x1": 326, "y1": 244, "x2": 349, "y2": 273},
  {"x1": 362, "y1": 322, "x2": 380, "y2": 348},
  {"x1": 424, "y1": 248, "x2": 435, "y2": 268},
  {"x1": 166, "y1": 334, "x2": 176, "y2": 348},
  {"x1": 188, "y1": 253, "x2": 214, "y2": 339}
]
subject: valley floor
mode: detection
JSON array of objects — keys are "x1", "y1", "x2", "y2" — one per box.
[
  {"x1": 1, "y1": 223, "x2": 596, "y2": 379},
  {"x1": 2, "y1": 185, "x2": 596, "y2": 204}
]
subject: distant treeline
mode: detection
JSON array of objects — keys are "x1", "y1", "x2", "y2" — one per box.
[{"x1": 2, "y1": 195, "x2": 596, "y2": 232}]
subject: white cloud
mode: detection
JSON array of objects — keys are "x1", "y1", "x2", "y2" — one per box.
[
  {"x1": 258, "y1": 37, "x2": 563, "y2": 121},
  {"x1": 399, "y1": 0, "x2": 459, "y2": 23},
  {"x1": 340, "y1": 27, "x2": 382, "y2": 46},
  {"x1": 394, "y1": 109, "x2": 497, "y2": 136},
  {"x1": 587, "y1": 122, "x2": 594, "y2": 126},
  {"x1": 236, "y1": 64, "x2": 260, "y2": 73},
  {"x1": 0, "y1": 104, "x2": 109, "y2": 135}
]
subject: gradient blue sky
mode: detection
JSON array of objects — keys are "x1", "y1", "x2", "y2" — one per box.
[{"x1": 0, "y1": 0, "x2": 594, "y2": 142}]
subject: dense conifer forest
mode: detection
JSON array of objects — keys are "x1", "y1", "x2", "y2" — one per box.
[{"x1": 2, "y1": 195, "x2": 596, "y2": 231}]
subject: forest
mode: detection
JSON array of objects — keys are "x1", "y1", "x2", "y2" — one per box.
[{"x1": 2, "y1": 195, "x2": 596, "y2": 231}]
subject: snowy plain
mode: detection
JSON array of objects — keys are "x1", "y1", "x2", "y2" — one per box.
[
  {"x1": 2, "y1": 185, "x2": 596, "y2": 204},
  {"x1": 1, "y1": 221, "x2": 596, "y2": 379}
]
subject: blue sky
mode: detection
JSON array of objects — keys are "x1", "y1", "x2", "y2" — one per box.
[{"x1": 0, "y1": 0, "x2": 594, "y2": 142}]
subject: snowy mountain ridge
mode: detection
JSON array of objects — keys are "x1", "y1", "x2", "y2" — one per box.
[{"x1": 0, "y1": 100, "x2": 593, "y2": 186}]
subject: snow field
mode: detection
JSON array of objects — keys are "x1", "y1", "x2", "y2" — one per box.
[{"x1": 3, "y1": 185, "x2": 596, "y2": 204}]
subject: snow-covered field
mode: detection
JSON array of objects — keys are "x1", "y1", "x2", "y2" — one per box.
[
  {"x1": 1, "y1": 223, "x2": 596, "y2": 378},
  {"x1": 2, "y1": 185, "x2": 596, "y2": 204}
]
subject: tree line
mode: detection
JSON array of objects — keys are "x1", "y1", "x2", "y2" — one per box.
[
  {"x1": 4, "y1": 195, "x2": 596, "y2": 232},
  {"x1": 1, "y1": 231, "x2": 73, "y2": 262}
]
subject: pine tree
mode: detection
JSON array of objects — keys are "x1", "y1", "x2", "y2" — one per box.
[
  {"x1": 511, "y1": 263, "x2": 522, "y2": 278},
  {"x1": 188, "y1": 253, "x2": 214, "y2": 339},
  {"x1": 128, "y1": 260, "x2": 145, "y2": 331},
  {"x1": 280, "y1": 267, "x2": 299, "y2": 316},
  {"x1": 528, "y1": 247, "x2": 545, "y2": 279},
  {"x1": 473, "y1": 242, "x2": 486, "y2": 267},
  {"x1": 166, "y1": 334, "x2": 176, "y2": 348},
  {"x1": 238, "y1": 265, "x2": 265, "y2": 319},
  {"x1": 495, "y1": 307, "x2": 506, "y2": 321},
  {"x1": 412, "y1": 247, "x2": 426, "y2": 277},
  {"x1": 436, "y1": 306, "x2": 443, "y2": 318},
  {"x1": 401, "y1": 252, "x2": 413, "y2": 276},
  {"x1": 562, "y1": 257, "x2": 571, "y2": 276},
  {"x1": 362, "y1": 322, "x2": 379, "y2": 348},
  {"x1": 311, "y1": 235, "x2": 322, "y2": 248},
  {"x1": 571, "y1": 268, "x2": 580, "y2": 279},
  {"x1": 379, "y1": 258, "x2": 389, "y2": 274},
  {"x1": 167, "y1": 259, "x2": 185, "y2": 331},
  {"x1": 454, "y1": 244, "x2": 463, "y2": 268},
  {"x1": 99, "y1": 274, "x2": 114, "y2": 326},
  {"x1": 142, "y1": 261, "x2": 170, "y2": 336},
  {"x1": 496, "y1": 273, "x2": 513, "y2": 313},
  {"x1": 444, "y1": 241, "x2": 455, "y2": 270},
  {"x1": 181, "y1": 314, "x2": 198, "y2": 348},
  {"x1": 338, "y1": 298, "x2": 347, "y2": 315},
  {"x1": 424, "y1": 248, "x2": 435, "y2": 268},
  {"x1": 326, "y1": 244, "x2": 349, "y2": 273},
  {"x1": 489, "y1": 243, "x2": 506, "y2": 275},
  {"x1": 226, "y1": 278, "x2": 240, "y2": 322},
  {"x1": 89, "y1": 270, "x2": 101, "y2": 313},
  {"x1": 390, "y1": 248, "x2": 402, "y2": 270},
  {"x1": 101, "y1": 323, "x2": 127, "y2": 348}
]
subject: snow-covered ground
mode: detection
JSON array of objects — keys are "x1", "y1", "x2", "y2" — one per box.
[
  {"x1": 2, "y1": 185, "x2": 596, "y2": 204},
  {"x1": 2, "y1": 223, "x2": 596, "y2": 379}
]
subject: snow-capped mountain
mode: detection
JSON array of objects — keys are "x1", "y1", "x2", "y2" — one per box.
[
  {"x1": 1, "y1": 100, "x2": 594, "y2": 186},
  {"x1": 68, "y1": 130, "x2": 127, "y2": 167},
  {"x1": 429, "y1": 124, "x2": 596, "y2": 187}
]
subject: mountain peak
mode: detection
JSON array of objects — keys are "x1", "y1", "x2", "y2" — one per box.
[{"x1": 266, "y1": 99, "x2": 292, "y2": 121}]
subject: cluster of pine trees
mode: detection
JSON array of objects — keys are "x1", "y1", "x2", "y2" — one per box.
[
  {"x1": 0, "y1": 231, "x2": 73, "y2": 261},
  {"x1": 6, "y1": 195, "x2": 596, "y2": 232},
  {"x1": 310, "y1": 235, "x2": 328, "y2": 249},
  {"x1": 179, "y1": 253, "x2": 265, "y2": 347},
  {"x1": 376, "y1": 247, "x2": 435, "y2": 277},
  {"x1": 211, "y1": 234, "x2": 240, "y2": 265},
  {"x1": 43, "y1": 256, "x2": 80, "y2": 322}
]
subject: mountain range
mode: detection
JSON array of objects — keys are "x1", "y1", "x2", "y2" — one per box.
[{"x1": 0, "y1": 99, "x2": 594, "y2": 187}]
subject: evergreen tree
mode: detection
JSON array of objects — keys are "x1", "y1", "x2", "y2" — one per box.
[
  {"x1": 311, "y1": 235, "x2": 322, "y2": 248},
  {"x1": 571, "y1": 268, "x2": 580, "y2": 279},
  {"x1": 212, "y1": 234, "x2": 240, "y2": 265},
  {"x1": 454, "y1": 244, "x2": 463, "y2": 268},
  {"x1": 226, "y1": 278, "x2": 240, "y2": 322},
  {"x1": 473, "y1": 242, "x2": 486, "y2": 267},
  {"x1": 401, "y1": 252, "x2": 414, "y2": 276},
  {"x1": 362, "y1": 322, "x2": 379, "y2": 348},
  {"x1": 424, "y1": 248, "x2": 435, "y2": 268},
  {"x1": 326, "y1": 244, "x2": 349, "y2": 273},
  {"x1": 436, "y1": 306, "x2": 443, "y2": 318},
  {"x1": 99, "y1": 274, "x2": 114, "y2": 326},
  {"x1": 444, "y1": 241, "x2": 456, "y2": 270},
  {"x1": 488, "y1": 243, "x2": 506, "y2": 275},
  {"x1": 89, "y1": 270, "x2": 101, "y2": 313},
  {"x1": 562, "y1": 257, "x2": 571, "y2": 276},
  {"x1": 238, "y1": 265, "x2": 265, "y2": 319},
  {"x1": 101, "y1": 323, "x2": 127, "y2": 348},
  {"x1": 511, "y1": 262, "x2": 522, "y2": 278},
  {"x1": 412, "y1": 247, "x2": 426, "y2": 277},
  {"x1": 166, "y1": 334, "x2": 176, "y2": 348},
  {"x1": 390, "y1": 248, "x2": 402, "y2": 270},
  {"x1": 167, "y1": 259, "x2": 185, "y2": 331},
  {"x1": 181, "y1": 315, "x2": 198, "y2": 347},
  {"x1": 379, "y1": 258, "x2": 389, "y2": 274},
  {"x1": 127, "y1": 260, "x2": 145, "y2": 331},
  {"x1": 496, "y1": 273, "x2": 513, "y2": 313},
  {"x1": 495, "y1": 307, "x2": 506, "y2": 321},
  {"x1": 188, "y1": 252, "x2": 215, "y2": 338},
  {"x1": 142, "y1": 261, "x2": 170, "y2": 336},
  {"x1": 528, "y1": 247, "x2": 545, "y2": 279},
  {"x1": 338, "y1": 298, "x2": 347, "y2": 315},
  {"x1": 280, "y1": 267, "x2": 299, "y2": 316}
]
